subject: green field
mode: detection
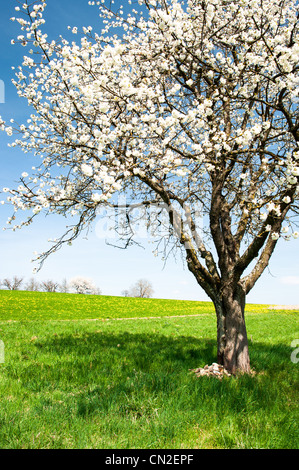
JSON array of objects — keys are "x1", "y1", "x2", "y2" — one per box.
[
  {"x1": 0, "y1": 290, "x2": 298, "y2": 449},
  {"x1": 0, "y1": 290, "x2": 217, "y2": 321},
  {"x1": 0, "y1": 290, "x2": 282, "y2": 322}
]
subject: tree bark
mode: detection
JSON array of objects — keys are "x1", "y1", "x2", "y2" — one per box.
[{"x1": 213, "y1": 286, "x2": 251, "y2": 374}]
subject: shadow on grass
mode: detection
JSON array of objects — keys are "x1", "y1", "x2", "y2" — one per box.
[
  {"x1": 3, "y1": 329, "x2": 298, "y2": 449},
  {"x1": 19, "y1": 331, "x2": 297, "y2": 401},
  {"x1": 32, "y1": 329, "x2": 295, "y2": 373},
  {"x1": 36, "y1": 330, "x2": 216, "y2": 368}
]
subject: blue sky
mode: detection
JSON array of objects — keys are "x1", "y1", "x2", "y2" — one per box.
[{"x1": 0, "y1": 0, "x2": 298, "y2": 304}]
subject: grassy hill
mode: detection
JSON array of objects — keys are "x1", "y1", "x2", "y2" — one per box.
[{"x1": 0, "y1": 289, "x2": 278, "y2": 321}]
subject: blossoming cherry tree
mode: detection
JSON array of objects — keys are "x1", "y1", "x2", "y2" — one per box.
[{"x1": 1, "y1": 0, "x2": 298, "y2": 373}]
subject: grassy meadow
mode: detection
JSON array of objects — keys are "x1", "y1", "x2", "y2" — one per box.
[
  {"x1": 0, "y1": 289, "x2": 278, "y2": 321},
  {"x1": 0, "y1": 290, "x2": 298, "y2": 449}
]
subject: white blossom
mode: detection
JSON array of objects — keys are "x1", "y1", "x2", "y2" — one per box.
[
  {"x1": 91, "y1": 193, "x2": 102, "y2": 203},
  {"x1": 271, "y1": 232, "x2": 279, "y2": 240},
  {"x1": 81, "y1": 163, "x2": 93, "y2": 176}
]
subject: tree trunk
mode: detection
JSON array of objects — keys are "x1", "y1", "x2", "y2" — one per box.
[{"x1": 213, "y1": 287, "x2": 251, "y2": 374}]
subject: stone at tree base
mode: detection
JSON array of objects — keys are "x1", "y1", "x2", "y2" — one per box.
[{"x1": 190, "y1": 363, "x2": 232, "y2": 379}]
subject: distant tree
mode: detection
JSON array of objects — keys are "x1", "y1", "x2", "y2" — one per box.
[
  {"x1": 130, "y1": 279, "x2": 154, "y2": 298},
  {"x1": 59, "y1": 278, "x2": 69, "y2": 293},
  {"x1": 2, "y1": 276, "x2": 23, "y2": 291},
  {"x1": 41, "y1": 280, "x2": 59, "y2": 292},
  {"x1": 70, "y1": 276, "x2": 100, "y2": 295},
  {"x1": 121, "y1": 289, "x2": 130, "y2": 297},
  {"x1": 24, "y1": 277, "x2": 40, "y2": 292}
]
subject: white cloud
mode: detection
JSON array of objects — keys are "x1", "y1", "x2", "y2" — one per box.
[{"x1": 280, "y1": 276, "x2": 299, "y2": 285}]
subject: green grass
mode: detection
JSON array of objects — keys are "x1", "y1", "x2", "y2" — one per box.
[
  {"x1": 0, "y1": 289, "x2": 284, "y2": 322},
  {"x1": 0, "y1": 290, "x2": 298, "y2": 449},
  {"x1": 0, "y1": 290, "x2": 217, "y2": 321}
]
